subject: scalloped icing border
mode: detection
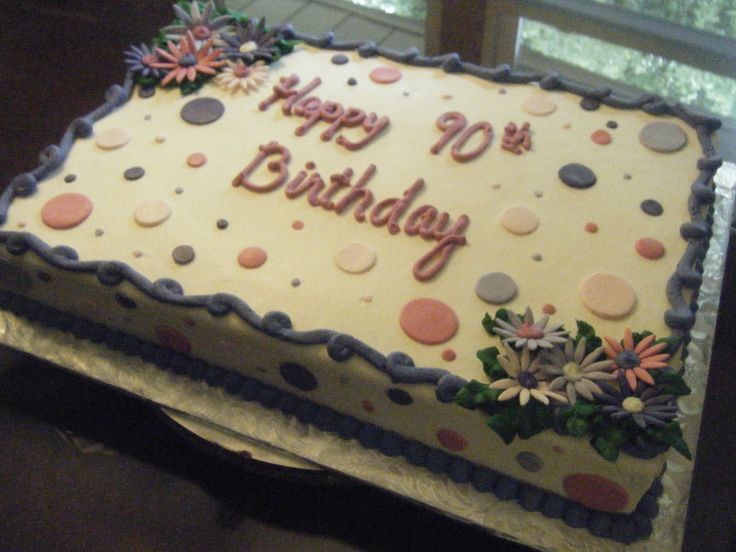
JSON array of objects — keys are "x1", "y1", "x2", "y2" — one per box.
[{"x1": 0, "y1": 32, "x2": 723, "y2": 463}]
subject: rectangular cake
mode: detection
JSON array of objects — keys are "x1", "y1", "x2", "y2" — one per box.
[{"x1": 0, "y1": 2, "x2": 724, "y2": 544}]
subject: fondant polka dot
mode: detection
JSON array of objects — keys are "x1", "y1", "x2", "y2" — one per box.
[
  {"x1": 37, "y1": 270, "x2": 51, "y2": 282},
  {"x1": 563, "y1": 474, "x2": 630, "y2": 513},
  {"x1": 180, "y1": 97, "x2": 225, "y2": 125},
  {"x1": 335, "y1": 242, "x2": 376, "y2": 274},
  {"x1": 580, "y1": 97, "x2": 600, "y2": 111},
  {"x1": 559, "y1": 163, "x2": 597, "y2": 189},
  {"x1": 639, "y1": 121, "x2": 688, "y2": 153},
  {"x1": 41, "y1": 193, "x2": 93, "y2": 229},
  {"x1": 361, "y1": 399, "x2": 375, "y2": 413},
  {"x1": 94, "y1": 228, "x2": 104, "y2": 237},
  {"x1": 590, "y1": 129, "x2": 612, "y2": 145},
  {"x1": 387, "y1": 388, "x2": 413, "y2": 406},
  {"x1": 155, "y1": 325, "x2": 191, "y2": 354},
  {"x1": 475, "y1": 272, "x2": 518, "y2": 304},
  {"x1": 172, "y1": 245, "x2": 195, "y2": 265},
  {"x1": 280, "y1": 362, "x2": 318, "y2": 391},
  {"x1": 238, "y1": 246, "x2": 267, "y2": 269},
  {"x1": 64, "y1": 174, "x2": 76, "y2": 183},
  {"x1": 552, "y1": 445, "x2": 565, "y2": 454},
  {"x1": 441, "y1": 349, "x2": 456, "y2": 362},
  {"x1": 187, "y1": 152, "x2": 207, "y2": 167},
  {"x1": 584, "y1": 222, "x2": 599, "y2": 233},
  {"x1": 516, "y1": 451, "x2": 544, "y2": 472},
  {"x1": 369, "y1": 66, "x2": 402, "y2": 84},
  {"x1": 531, "y1": 253, "x2": 543, "y2": 262},
  {"x1": 331, "y1": 53, "x2": 349, "y2": 65},
  {"x1": 580, "y1": 272, "x2": 637, "y2": 319},
  {"x1": 124, "y1": 166, "x2": 145, "y2": 181},
  {"x1": 292, "y1": 220, "x2": 304, "y2": 230},
  {"x1": 347, "y1": 77, "x2": 357, "y2": 86},
  {"x1": 133, "y1": 198, "x2": 172, "y2": 227},
  {"x1": 155, "y1": 135, "x2": 166, "y2": 143},
  {"x1": 437, "y1": 429, "x2": 468, "y2": 452},
  {"x1": 139, "y1": 86, "x2": 155, "y2": 99},
  {"x1": 606, "y1": 120, "x2": 618, "y2": 129},
  {"x1": 291, "y1": 278, "x2": 301, "y2": 287},
  {"x1": 114, "y1": 292, "x2": 137, "y2": 309},
  {"x1": 635, "y1": 237, "x2": 665, "y2": 260},
  {"x1": 216, "y1": 218, "x2": 228, "y2": 229},
  {"x1": 500, "y1": 206, "x2": 539, "y2": 235},
  {"x1": 542, "y1": 303, "x2": 556, "y2": 315},
  {"x1": 96, "y1": 127, "x2": 131, "y2": 150},
  {"x1": 522, "y1": 94, "x2": 556, "y2": 116},
  {"x1": 400, "y1": 298, "x2": 459, "y2": 345},
  {"x1": 641, "y1": 199, "x2": 663, "y2": 216}
]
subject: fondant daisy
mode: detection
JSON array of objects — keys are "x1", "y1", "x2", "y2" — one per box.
[
  {"x1": 597, "y1": 383, "x2": 677, "y2": 429},
  {"x1": 215, "y1": 60, "x2": 269, "y2": 92},
  {"x1": 124, "y1": 43, "x2": 162, "y2": 80},
  {"x1": 493, "y1": 307, "x2": 568, "y2": 350},
  {"x1": 490, "y1": 344, "x2": 568, "y2": 406},
  {"x1": 163, "y1": 0, "x2": 234, "y2": 43},
  {"x1": 220, "y1": 18, "x2": 285, "y2": 64},
  {"x1": 604, "y1": 329, "x2": 670, "y2": 391},
  {"x1": 152, "y1": 32, "x2": 225, "y2": 86},
  {"x1": 540, "y1": 338, "x2": 615, "y2": 403}
]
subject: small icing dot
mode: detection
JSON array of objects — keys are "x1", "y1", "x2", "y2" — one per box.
[
  {"x1": 132, "y1": 250, "x2": 143, "y2": 258},
  {"x1": 641, "y1": 199, "x2": 663, "y2": 216},
  {"x1": 172, "y1": 245, "x2": 195, "y2": 265},
  {"x1": 635, "y1": 237, "x2": 665, "y2": 260},
  {"x1": 360, "y1": 295, "x2": 373, "y2": 303},
  {"x1": 522, "y1": 94, "x2": 556, "y2": 116},
  {"x1": 291, "y1": 278, "x2": 301, "y2": 287},
  {"x1": 639, "y1": 121, "x2": 688, "y2": 153},
  {"x1": 94, "y1": 228, "x2": 104, "y2": 237},
  {"x1": 590, "y1": 129, "x2": 612, "y2": 145},
  {"x1": 584, "y1": 222, "x2": 598, "y2": 233},
  {"x1": 436, "y1": 429, "x2": 468, "y2": 452},
  {"x1": 441, "y1": 94, "x2": 453, "y2": 100},
  {"x1": 16, "y1": 222, "x2": 25, "y2": 228},
  {"x1": 133, "y1": 198, "x2": 172, "y2": 227},
  {"x1": 623, "y1": 173, "x2": 632, "y2": 180},
  {"x1": 400, "y1": 298, "x2": 458, "y2": 345},
  {"x1": 187, "y1": 152, "x2": 207, "y2": 167},
  {"x1": 291, "y1": 220, "x2": 304, "y2": 230},
  {"x1": 534, "y1": 190, "x2": 544, "y2": 198},
  {"x1": 606, "y1": 120, "x2": 618, "y2": 129},
  {"x1": 238, "y1": 246, "x2": 268, "y2": 269},
  {"x1": 96, "y1": 127, "x2": 131, "y2": 150},
  {"x1": 139, "y1": 87, "x2": 155, "y2": 99},
  {"x1": 475, "y1": 272, "x2": 518, "y2": 304},
  {"x1": 552, "y1": 445, "x2": 565, "y2": 454},
  {"x1": 347, "y1": 77, "x2": 357, "y2": 86},
  {"x1": 331, "y1": 53, "x2": 349, "y2": 65},
  {"x1": 175, "y1": 187, "x2": 184, "y2": 194},
  {"x1": 559, "y1": 163, "x2": 597, "y2": 189},
  {"x1": 335, "y1": 242, "x2": 376, "y2": 274},
  {"x1": 500, "y1": 206, "x2": 539, "y2": 235},
  {"x1": 216, "y1": 218, "x2": 228, "y2": 229},
  {"x1": 41, "y1": 193, "x2": 93, "y2": 229},
  {"x1": 491, "y1": 183, "x2": 501, "y2": 190},
  {"x1": 580, "y1": 97, "x2": 600, "y2": 111},
  {"x1": 155, "y1": 135, "x2": 166, "y2": 143},
  {"x1": 180, "y1": 97, "x2": 225, "y2": 125},
  {"x1": 387, "y1": 388, "x2": 413, "y2": 406},
  {"x1": 64, "y1": 174, "x2": 76, "y2": 183},
  {"x1": 498, "y1": 88, "x2": 507, "y2": 94},
  {"x1": 441, "y1": 349, "x2": 456, "y2": 362},
  {"x1": 115, "y1": 292, "x2": 137, "y2": 309},
  {"x1": 532, "y1": 253, "x2": 543, "y2": 262},
  {"x1": 305, "y1": 161, "x2": 316, "y2": 170},
  {"x1": 370, "y1": 66, "x2": 402, "y2": 84},
  {"x1": 123, "y1": 167, "x2": 145, "y2": 181},
  {"x1": 562, "y1": 123, "x2": 572, "y2": 129},
  {"x1": 580, "y1": 272, "x2": 637, "y2": 319},
  {"x1": 361, "y1": 400, "x2": 375, "y2": 413},
  {"x1": 542, "y1": 304, "x2": 556, "y2": 315}
]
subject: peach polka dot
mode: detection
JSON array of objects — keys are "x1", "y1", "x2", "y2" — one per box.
[
  {"x1": 441, "y1": 349, "x2": 456, "y2": 361},
  {"x1": 635, "y1": 237, "x2": 665, "y2": 260},
  {"x1": 591, "y1": 129, "x2": 612, "y2": 145},
  {"x1": 585, "y1": 222, "x2": 599, "y2": 233},
  {"x1": 369, "y1": 66, "x2": 402, "y2": 84},
  {"x1": 238, "y1": 247, "x2": 268, "y2": 269},
  {"x1": 187, "y1": 152, "x2": 207, "y2": 167},
  {"x1": 400, "y1": 298, "x2": 458, "y2": 345},
  {"x1": 41, "y1": 193, "x2": 93, "y2": 229}
]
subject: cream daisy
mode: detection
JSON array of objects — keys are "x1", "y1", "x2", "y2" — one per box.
[
  {"x1": 215, "y1": 60, "x2": 270, "y2": 93},
  {"x1": 490, "y1": 344, "x2": 568, "y2": 406},
  {"x1": 540, "y1": 337, "x2": 615, "y2": 403},
  {"x1": 493, "y1": 306, "x2": 568, "y2": 350}
]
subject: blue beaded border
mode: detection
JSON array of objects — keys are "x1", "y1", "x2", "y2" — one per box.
[{"x1": 0, "y1": 287, "x2": 661, "y2": 543}]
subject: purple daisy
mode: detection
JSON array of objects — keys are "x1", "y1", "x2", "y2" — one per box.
[
  {"x1": 597, "y1": 382, "x2": 678, "y2": 429},
  {"x1": 124, "y1": 44, "x2": 162, "y2": 79},
  {"x1": 163, "y1": 1, "x2": 234, "y2": 43},
  {"x1": 220, "y1": 18, "x2": 285, "y2": 64}
]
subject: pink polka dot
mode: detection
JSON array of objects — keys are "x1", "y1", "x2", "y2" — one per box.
[
  {"x1": 591, "y1": 129, "x2": 612, "y2": 145},
  {"x1": 563, "y1": 474, "x2": 630, "y2": 513},
  {"x1": 369, "y1": 66, "x2": 402, "y2": 84},
  {"x1": 41, "y1": 193, "x2": 93, "y2": 229},
  {"x1": 441, "y1": 349, "x2": 456, "y2": 362},
  {"x1": 635, "y1": 237, "x2": 665, "y2": 260},
  {"x1": 399, "y1": 298, "x2": 458, "y2": 345},
  {"x1": 361, "y1": 399, "x2": 375, "y2": 413},
  {"x1": 542, "y1": 303, "x2": 556, "y2": 315},
  {"x1": 292, "y1": 220, "x2": 304, "y2": 230},
  {"x1": 154, "y1": 325, "x2": 191, "y2": 354},
  {"x1": 187, "y1": 152, "x2": 207, "y2": 167},
  {"x1": 585, "y1": 222, "x2": 598, "y2": 233},
  {"x1": 238, "y1": 247, "x2": 267, "y2": 269},
  {"x1": 437, "y1": 429, "x2": 468, "y2": 452},
  {"x1": 552, "y1": 445, "x2": 565, "y2": 455}
]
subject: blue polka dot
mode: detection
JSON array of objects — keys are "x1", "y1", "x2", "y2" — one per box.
[
  {"x1": 114, "y1": 292, "x2": 137, "y2": 309},
  {"x1": 279, "y1": 362, "x2": 318, "y2": 391},
  {"x1": 387, "y1": 388, "x2": 413, "y2": 405}
]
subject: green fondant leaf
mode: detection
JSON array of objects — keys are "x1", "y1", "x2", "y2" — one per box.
[
  {"x1": 455, "y1": 380, "x2": 486, "y2": 408},
  {"x1": 646, "y1": 422, "x2": 692, "y2": 460},
  {"x1": 592, "y1": 435, "x2": 621, "y2": 461},
  {"x1": 477, "y1": 346, "x2": 505, "y2": 380},
  {"x1": 656, "y1": 334, "x2": 683, "y2": 356},
  {"x1": 652, "y1": 368, "x2": 691, "y2": 397},
  {"x1": 632, "y1": 330, "x2": 653, "y2": 345},
  {"x1": 575, "y1": 320, "x2": 602, "y2": 352},
  {"x1": 566, "y1": 416, "x2": 589, "y2": 437},
  {"x1": 482, "y1": 313, "x2": 497, "y2": 336},
  {"x1": 488, "y1": 410, "x2": 517, "y2": 445}
]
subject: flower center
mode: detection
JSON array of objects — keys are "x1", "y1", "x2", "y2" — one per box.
[
  {"x1": 615, "y1": 350, "x2": 640, "y2": 369},
  {"x1": 192, "y1": 25, "x2": 211, "y2": 39},
  {"x1": 517, "y1": 371, "x2": 538, "y2": 389},
  {"x1": 516, "y1": 323, "x2": 545, "y2": 340},
  {"x1": 141, "y1": 54, "x2": 158, "y2": 66},
  {"x1": 622, "y1": 396, "x2": 645, "y2": 413},
  {"x1": 562, "y1": 361, "x2": 582, "y2": 381},
  {"x1": 233, "y1": 64, "x2": 251, "y2": 78},
  {"x1": 178, "y1": 54, "x2": 197, "y2": 67},
  {"x1": 239, "y1": 40, "x2": 258, "y2": 54}
]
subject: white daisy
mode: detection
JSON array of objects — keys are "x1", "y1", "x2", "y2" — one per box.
[
  {"x1": 540, "y1": 337, "x2": 615, "y2": 403},
  {"x1": 490, "y1": 344, "x2": 568, "y2": 406},
  {"x1": 215, "y1": 60, "x2": 270, "y2": 93},
  {"x1": 493, "y1": 306, "x2": 568, "y2": 350}
]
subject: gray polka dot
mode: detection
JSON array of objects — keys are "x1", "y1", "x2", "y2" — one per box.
[
  {"x1": 475, "y1": 272, "x2": 518, "y2": 304},
  {"x1": 172, "y1": 245, "x2": 195, "y2": 265},
  {"x1": 180, "y1": 97, "x2": 225, "y2": 125},
  {"x1": 641, "y1": 199, "x2": 663, "y2": 216},
  {"x1": 532, "y1": 253, "x2": 543, "y2": 262},
  {"x1": 331, "y1": 54, "x2": 349, "y2": 65},
  {"x1": 516, "y1": 451, "x2": 544, "y2": 472},
  {"x1": 559, "y1": 163, "x2": 597, "y2": 189},
  {"x1": 639, "y1": 121, "x2": 688, "y2": 153},
  {"x1": 123, "y1": 167, "x2": 145, "y2": 181}
]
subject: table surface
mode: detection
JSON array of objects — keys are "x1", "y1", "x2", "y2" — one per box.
[{"x1": 0, "y1": 2, "x2": 734, "y2": 551}]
